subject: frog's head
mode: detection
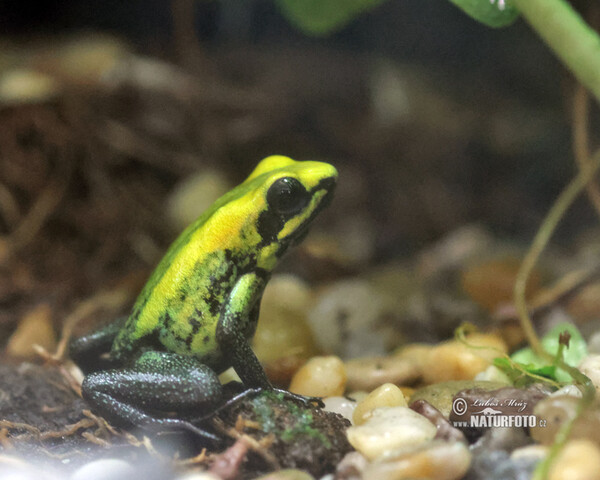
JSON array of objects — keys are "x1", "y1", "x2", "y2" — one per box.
[{"x1": 246, "y1": 155, "x2": 337, "y2": 262}]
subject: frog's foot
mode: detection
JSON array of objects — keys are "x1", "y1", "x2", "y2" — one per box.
[
  {"x1": 271, "y1": 388, "x2": 325, "y2": 408},
  {"x1": 189, "y1": 386, "x2": 324, "y2": 424}
]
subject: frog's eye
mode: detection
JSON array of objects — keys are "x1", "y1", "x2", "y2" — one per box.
[{"x1": 266, "y1": 177, "x2": 310, "y2": 216}]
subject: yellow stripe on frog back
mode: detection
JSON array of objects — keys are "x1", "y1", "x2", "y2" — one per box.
[{"x1": 132, "y1": 189, "x2": 265, "y2": 338}]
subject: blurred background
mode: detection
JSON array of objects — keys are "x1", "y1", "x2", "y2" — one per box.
[{"x1": 1, "y1": 0, "x2": 597, "y2": 362}]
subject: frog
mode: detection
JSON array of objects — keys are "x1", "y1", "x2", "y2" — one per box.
[{"x1": 69, "y1": 155, "x2": 337, "y2": 442}]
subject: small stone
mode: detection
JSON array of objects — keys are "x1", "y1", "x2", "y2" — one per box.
[
  {"x1": 588, "y1": 331, "x2": 600, "y2": 354},
  {"x1": 548, "y1": 440, "x2": 600, "y2": 480},
  {"x1": 531, "y1": 395, "x2": 600, "y2": 445},
  {"x1": 567, "y1": 283, "x2": 600, "y2": 324},
  {"x1": 0, "y1": 69, "x2": 60, "y2": 104},
  {"x1": 336, "y1": 451, "x2": 369, "y2": 479},
  {"x1": 253, "y1": 469, "x2": 315, "y2": 480},
  {"x1": 579, "y1": 355, "x2": 600, "y2": 395},
  {"x1": 410, "y1": 380, "x2": 507, "y2": 418},
  {"x1": 345, "y1": 354, "x2": 421, "y2": 392},
  {"x1": 474, "y1": 365, "x2": 511, "y2": 384},
  {"x1": 353, "y1": 383, "x2": 407, "y2": 425},
  {"x1": 166, "y1": 170, "x2": 232, "y2": 231},
  {"x1": 322, "y1": 396, "x2": 357, "y2": 423},
  {"x1": 422, "y1": 333, "x2": 508, "y2": 384},
  {"x1": 176, "y1": 473, "x2": 221, "y2": 480},
  {"x1": 510, "y1": 445, "x2": 548, "y2": 461},
  {"x1": 550, "y1": 384, "x2": 583, "y2": 398},
  {"x1": 346, "y1": 406, "x2": 436, "y2": 460},
  {"x1": 308, "y1": 280, "x2": 402, "y2": 359},
  {"x1": 409, "y1": 399, "x2": 466, "y2": 443},
  {"x1": 362, "y1": 440, "x2": 471, "y2": 480},
  {"x1": 7, "y1": 304, "x2": 56, "y2": 359},
  {"x1": 460, "y1": 257, "x2": 540, "y2": 312},
  {"x1": 253, "y1": 275, "x2": 318, "y2": 385},
  {"x1": 70, "y1": 459, "x2": 134, "y2": 480},
  {"x1": 289, "y1": 356, "x2": 346, "y2": 397}
]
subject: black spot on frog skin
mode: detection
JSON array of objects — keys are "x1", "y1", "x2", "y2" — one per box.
[{"x1": 203, "y1": 335, "x2": 210, "y2": 344}]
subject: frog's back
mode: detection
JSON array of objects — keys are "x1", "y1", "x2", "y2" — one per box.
[{"x1": 111, "y1": 180, "x2": 264, "y2": 364}]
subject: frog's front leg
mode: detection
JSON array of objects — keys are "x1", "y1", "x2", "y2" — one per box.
[
  {"x1": 81, "y1": 351, "x2": 222, "y2": 442},
  {"x1": 217, "y1": 272, "x2": 271, "y2": 389}
]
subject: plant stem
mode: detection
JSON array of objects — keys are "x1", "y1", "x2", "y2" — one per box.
[
  {"x1": 511, "y1": 0, "x2": 600, "y2": 104},
  {"x1": 514, "y1": 148, "x2": 600, "y2": 358}
]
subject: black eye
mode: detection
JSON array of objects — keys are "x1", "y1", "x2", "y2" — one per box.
[{"x1": 266, "y1": 177, "x2": 309, "y2": 216}]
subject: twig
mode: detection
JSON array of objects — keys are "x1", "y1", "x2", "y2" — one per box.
[
  {"x1": 572, "y1": 85, "x2": 600, "y2": 216},
  {"x1": 1, "y1": 156, "x2": 73, "y2": 257}
]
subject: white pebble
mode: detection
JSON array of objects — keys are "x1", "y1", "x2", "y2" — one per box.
[
  {"x1": 363, "y1": 441, "x2": 471, "y2": 480},
  {"x1": 346, "y1": 406, "x2": 437, "y2": 460},
  {"x1": 510, "y1": 445, "x2": 548, "y2": 461},
  {"x1": 322, "y1": 396, "x2": 357, "y2": 423},
  {"x1": 550, "y1": 384, "x2": 583, "y2": 398},
  {"x1": 70, "y1": 459, "x2": 134, "y2": 480},
  {"x1": 176, "y1": 473, "x2": 221, "y2": 480},
  {"x1": 579, "y1": 355, "x2": 600, "y2": 395}
]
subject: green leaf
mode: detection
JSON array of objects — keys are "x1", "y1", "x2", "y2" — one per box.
[
  {"x1": 448, "y1": 0, "x2": 519, "y2": 28},
  {"x1": 275, "y1": 0, "x2": 387, "y2": 36},
  {"x1": 510, "y1": 322, "x2": 588, "y2": 383},
  {"x1": 493, "y1": 357, "x2": 557, "y2": 387}
]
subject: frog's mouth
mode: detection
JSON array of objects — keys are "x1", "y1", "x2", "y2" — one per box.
[{"x1": 283, "y1": 176, "x2": 337, "y2": 247}]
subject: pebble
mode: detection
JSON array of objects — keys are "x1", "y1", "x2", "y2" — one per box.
[
  {"x1": 410, "y1": 380, "x2": 507, "y2": 418},
  {"x1": 510, "y1": 445, "x2": 548, "y2": 462},
  {"x1": 579, "y1": 354, "x2": 600, "y2": 395},
  {"x1": 322, "y1": 396, "x2": 357, "y2": 423},
  {"x1": 70, "y1": 459, "x2": 135, "y2": 480},
  {"x1": 176, "y1": 473, "x2": 221, "y2": 480},
  {"x1": 307, "y1": 280, "x2": 401, "y2": 358},
  {"x1": 588, "y1": 331, "x2": 600, "y2": 354},
  {"x1": 166, "y1": 170, "x2": 232, "y2": 231},
  {"x1": 550, "y1": 384, "x2": 583, "y2": 398},
  {"x1": 531, "y1": 395, "x2": 600, "y2": 445},
  {"x1": 0, "y1": 463, "x2": 58, "y2": 480},
  {"x1": 474, "y1": 365, "x2": 511, "y2": 384},
  {"x1": 422, "y1": 333, "x2": 508, "y2": 384},
  {"x1": 253, "y1": 275, "x2": 318, "y2": 384},
  {"x1": 548, "y1": 440, "x2": 600, "y2": 480},
  {"x1": 353, "y1": 383, "x2": 407, "y2": 425},
  {"x1": 345, "y1": 354, "x2": 421, "y2": 392},
  {"x1": 460, "y1": 257, "x2": 540, "y2": 312},
  {"x1": 253, "y1": 469, "x2": 315, "y2": 480},
  {"x1": 6, "y1": 304, "x2": 56, "y2": 359},
  {"x1": 336, "y1": 451, "x2": 368, "y2": 479},
  {"x1": 467, "y1": 449, "x2": 538, "y2": 480},
  {"x1": 289, "y1": 356, "x2": 346, "y2": 397},
  {"x1": 362, "y1": 440, "x2": 471, "y2": 480},
  {"x1": 346, "y1": 406, "x2": 437, "y2": 460},
  {"x1": 0, "y1": 69, "x2": 60, "y2": 104}
]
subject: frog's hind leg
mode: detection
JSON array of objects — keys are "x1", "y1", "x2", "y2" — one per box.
[
  {"x1": 69, "y1": 317, "x2": 127, "y2": 373},
  {"x1": 81, "y1": 351, "x2": 222, "y2": 442}
]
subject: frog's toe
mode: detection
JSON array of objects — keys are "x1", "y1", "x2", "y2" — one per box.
[{"x1": 272, "y1": 388, "x2": 325, "y2": 408}]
